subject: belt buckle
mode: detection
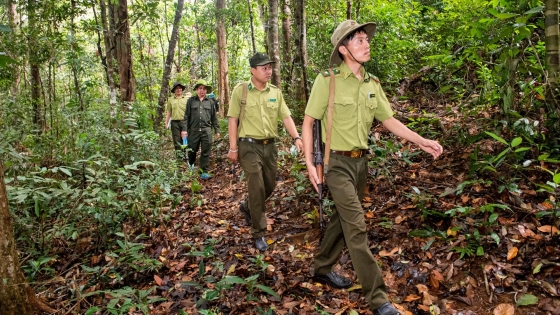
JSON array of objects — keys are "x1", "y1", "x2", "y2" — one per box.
[
  {"x1": 350, "y1": 150, "x2": 361, "y2": 158},
  {"x1": 263, "y1": 139, "x2": 269, "y2": 145}
]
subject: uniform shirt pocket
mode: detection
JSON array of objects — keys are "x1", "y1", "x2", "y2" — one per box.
[
  {"x1": 334, "y1": 96, "x2": 355, "y2": 121},
  {"x1": 245, "y1": 100, "x2": 259, "y2": 117},
  {"x1": 267, "y1": 99, "x2": 278, "y2": 110}
]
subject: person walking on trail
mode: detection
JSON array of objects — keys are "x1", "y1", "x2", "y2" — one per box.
[
  {"x1": 226, "y1": 52, "x2": 303, "y2": 252},
  {"x1": 165, "y1": 82, "x2": 188, "y2": 160},
  {"x1": 181, "y1": 79, "x2": 221, "y2": 179},
  {"x1": 301, "y1": 20, "x2": 443, "y2": 315}
]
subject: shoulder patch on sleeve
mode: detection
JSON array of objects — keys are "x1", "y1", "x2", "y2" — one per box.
[{"x1": 369, "y1": 73, "x2": 380, "y2": 83}]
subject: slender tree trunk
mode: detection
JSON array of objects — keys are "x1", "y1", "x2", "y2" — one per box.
[
  {"x1": 155, "y1": 0, "x2": 185, "y2": 129},
  {"x1": 281, "y1": 0, "x2": 292, "y2": 88},
  {"x1": 355, "y1": 0, "x2": 361, "y2": 21},
  {"x1": 544, "y1": 0, "x2": 560, "y2": 109},
  {"x1": 100, "y1": 0, "x2": 117, "y2": 110},
  {"x1": 114, "y1": 0, "x2": 135, "y2": 104},
  {"x1": 0, "y1": 160, "x2": 56, "y2": 314},
  {"x1": 6, "y1": 0, "x2": 19, "y2": 96},
  {"x1": 28, "y1": 0, "x2": 44, "y2": 133},
  {"x1": 267, "y1": 0, "x2": 281, "y2": 87},
  {"x1": 70, "y1": 0, "x2": 84, "y2": 111},
  {"x1": 176, "y1": 32, "x2": 182, "y2": 73},
  {"x1": 346, "y1": 0, "x2": 352, "y2": 19},
  {"x1": 248, "y1": 0, "x2": 257, "y2": 54},
  {"x1": 216, "y1": 0, "x2": 230, "y2": 116},
  {"x1": 293, "y1": 0, "x2": 309, "y2": 109}
]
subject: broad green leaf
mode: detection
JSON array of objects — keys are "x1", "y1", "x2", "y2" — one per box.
[
  {"x1": 58, "y1": 167, "x2": 72, "y2": 176},
  {"x1": 489, "y1": 213, "x2": 499, "y2": 223},
  {"x1": 510, "y1": 137, "x2": 522, "y2": 148},
  {"x1": 533, "y1": 263, "x2": 542, "y2": 274},
  {"x1": 516, "y1": 294, "x2": 538, "y2": 306},
  {"x1": 553, "y1": 174, "x2": 560, "y2": 184},
  {"x1": 349, "y1": 310, "x2": 359, "y2": 315},
  {"x1": 514, "y1": 147, "x2": 530, "y2": 153},
  {"x1": 476, "y1": 246, "x2": 484, "y2": 256},
  {"x1": 219, "y1": 276, "x2": 247, "y2": 284},
  {"x1": 0, "y1": 25, "x2": 11, "y2": 32},
  {"x1": 484, "y1": 131, "x2": 508, "y2": 145},
  {"x1": 490, "y1": 232, "x2": 500, "y2": 245},
  {"x1": 524, "y1": 6, "x2": 543, "y2": 15},
  {"x1": 495, "y1": 13, "x2": 519, "y2": 20},
  {"x1": 255, "y1": 284, "x2": 280, "y2": 298},
  {"x1": 409, "y1": 230, "x2": 433, "y2": 238},
  {"x1": 0, "y1": 54, "x2": 17, "y2": 67}
]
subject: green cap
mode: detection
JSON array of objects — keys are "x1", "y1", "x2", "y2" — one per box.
[
  {"x1": 193, "y1": 79, "x2": 212, "y2": 93},
  {"x1": 249, "y1": 52, "x2": 275, "y2": 68},
  {"x1": 330, "y1": 20, "x2": 376, "y2": 66},
  {"x1": 170, "y1": 82, "x2": 186, "y2": 92}
]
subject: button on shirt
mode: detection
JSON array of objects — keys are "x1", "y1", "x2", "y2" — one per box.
[
  {"x1": 305, "y1": 62, "x2": 393, "y2": 151},
  {"x1": 166, "y1": 95, "x2": 187, "y2": 120},
  {"x1": 227, "y1": 79, "x2": 291, "y2": 139}
]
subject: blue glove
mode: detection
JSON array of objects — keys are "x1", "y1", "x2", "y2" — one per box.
[{"x1": 207, "y1": 93, "x2": 215, "y2": 99}]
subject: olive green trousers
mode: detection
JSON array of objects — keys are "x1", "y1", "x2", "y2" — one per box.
[
  {"x1": 314, "y1": 153, "x2": 389, "y2": 310},
  {"x1": 187, "y1": 127, "x2": 213, "y2": 172},
  {"x1": 238, "y1": 141, "x2": 277, "y2": 238}
]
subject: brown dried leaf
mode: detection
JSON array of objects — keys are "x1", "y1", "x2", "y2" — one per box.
[
  {"x1": 506, "y1": 247, "x2": 518, "y2": 261},
  {"x1": 404, "y1": 294, "x2": 421, "y2": 302},
  {"x1": 537, "y1": 225, "x2": 559, "y2": 234},
  {"x1": 379, "y1": 247, "x2": 399, "y2": 257},
  {"x1": 154, "y1": 275, "x2": 163, "y2": 286},
  {"x1": 493, "y1": 303, "x2": 515, "y2": 315},
  {"x1": 430, "y1": 270, "x2": 444, "y2": 289}
]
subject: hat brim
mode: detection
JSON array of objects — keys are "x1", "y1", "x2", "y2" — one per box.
[
  {"x1": 171, "y1": 84, "x2": 186, "y2": 92},
  {"x1": 194, "y1": 84, "x2": 212, "y2": 94},
  {"x1": 251, "y1": 60, "x2": 276, "y2": 67},
  {"x1": 329, "y1": 22, "x2": 376, "y2": 66}
]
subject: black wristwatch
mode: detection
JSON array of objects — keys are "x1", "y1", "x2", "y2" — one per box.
[{"x1": 293, "y1": 136, "x2": 302, "y2": 141}]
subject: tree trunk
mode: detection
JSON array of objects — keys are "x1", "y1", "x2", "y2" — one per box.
[
  {"x1": 267, "y1": 0, "x2": 281, "y2": 87},
  {"x1": 155, "y1": 0, "x2": 184, "y2": 130},
  {"x1": 281, "y1": 0, "x2": 292, "y2": 88},
  {"x1": 248, "y1": 0, "x2": 257, "y2": 54},
  {"x1": 28, "y1": 0, "x2": 44, "y2": 134},
  {"x1": 355, "y1": 0, "x2": 361, "y2": 21},
  {"x1": 216, "y1": 0, "x2": 230, "y2": 116},
  {"x1": 6, "y1": 0, "x2": 20, "y2": 96},
  {"x1": 70, "y1": 0, "x2": 84, "y2": 111},
  {"x1": 114, "y1": 0, "x2": 135, "y2": 104},
  {"x1": 99, "y1": 0, "x2": 117, "y2": 109},
  {"x1": 293, "y1": 0, "x2": 309, "y2": 110},
  {"x1": 346, "y1": 0, "x2": 352, "y2": 19},
  {"x1": 544, "y1": 0, "x2": 560, "y2": 109},
  {"x1": 0, "y1": 160, "x2": 56, "y2": 314}
]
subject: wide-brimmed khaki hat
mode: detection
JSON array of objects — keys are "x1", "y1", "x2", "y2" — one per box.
[
  {"x1": 193, "y1": 79, "x2": 212, "y2": 93},
  {"x1": 330, "y1": 20, "x2": 376, "y2": 66},
  {"x1": 170, "y1": 82, "x2": 186, "y2": 92}
]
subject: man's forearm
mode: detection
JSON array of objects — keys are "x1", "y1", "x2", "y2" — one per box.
[
  {"x1": 228, "y1": 117, "x2": 238, "y2": 149},
  {"x1": 302, "y1": 115, "x2": 315, "y2": 165},
  {"x1": 282, "y1": 116, "x2": 301, "y2": 139},
  {"x1": 382, "y1": 117, "x2": 424, "y2": 144}
]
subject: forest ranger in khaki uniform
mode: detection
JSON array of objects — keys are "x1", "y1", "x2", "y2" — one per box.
[
  {"x1": 181, "y1": 79, "x2": 220, "y2": 179},
  {"x1": 227, "y1": 52, "x2": 303, "y2": 252},
  {"x1": 302, "y1": 20, "x2": 443, "y2": 315},
  {"x1": 165, "y1": 82, "x2": 189, "y2": 160}
]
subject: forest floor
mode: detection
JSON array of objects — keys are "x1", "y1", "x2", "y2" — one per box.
[{"x1": 41, "y1": 89, "x2": 559, "y2": 315}]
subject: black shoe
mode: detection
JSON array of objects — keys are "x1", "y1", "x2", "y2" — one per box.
[
  {"x1": 373, "y1": 302, "x2": 400, "y2": 315},
  {"x1": 239, "y1": 202, "x2": 251, "y2": 226},
  {"x1": 313, "y1": 272, "x2": 352, "y2": 289},
  {"x1": 255, "y1": 237, "x2": 268, "y2": 251}
]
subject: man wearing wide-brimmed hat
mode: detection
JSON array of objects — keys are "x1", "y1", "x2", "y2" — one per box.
[
  {"x1": 181, "y1": 79, "x2": 220, "y2": 179},
  {"x1": 301, "y1": 20, "x2": 443, "y2": 315},
  {"x1": 226, "y1": 52, "x2": 303, "y2": 252},
  {"x1": 166, "y1": 82, "x2": 188, "y2": 160}
]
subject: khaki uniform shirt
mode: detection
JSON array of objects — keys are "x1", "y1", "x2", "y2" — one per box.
[
  {"x1": 305, "y1": 62, "x2": 393, "y2": 151},
  {"x1": 166, "y1": 95, "x2": 187, "y2": 120},
  {"x1": 227, "y1": 78, "x2": 291, "y2": 139}
]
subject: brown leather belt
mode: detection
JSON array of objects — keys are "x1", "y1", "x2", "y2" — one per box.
[
  {"x1": 239, "y1": 137, "x2": 275, "y2": 145},
  {"x1": 330, "y1": 149, "x2": 368, "y2": 158}
]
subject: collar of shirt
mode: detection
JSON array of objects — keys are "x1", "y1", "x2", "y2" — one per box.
[
  {"x1": 339, "y1": 61, "x2": 371, "y2": 82},
  {"x1": 173, "y1": 95, "x2": 185, "y2": 99},
  {"x1": 248, "y1": 78, "x2": 270, "y2": 91}
]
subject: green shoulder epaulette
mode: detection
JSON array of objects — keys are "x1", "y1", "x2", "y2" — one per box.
[
  {"x1": 369, "y1": 73, "x2": 380, "y2": 83},
  {"x1": 321, "y1": 68, "x2": 340, "y2": 77}
]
